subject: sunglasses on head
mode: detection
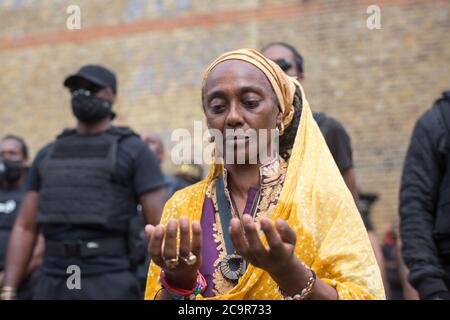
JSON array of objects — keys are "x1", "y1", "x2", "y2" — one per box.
[
  {"x1": 274, "y1": 58, "x2": 293, "y2": 72},
  {"x1": 70, "y1": 81, "x2": 104, "y2": 95}
]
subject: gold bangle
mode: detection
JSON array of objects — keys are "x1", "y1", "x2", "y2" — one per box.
[
  {"x1": 1, "y1": 286, "x2": 17, "y2": 300},
  {"x1": 1, "y1": 292, "x2": 16, "y2": 300},
  {"x1": 1, "y1": 286, "x2": 17, "y2": 293}
]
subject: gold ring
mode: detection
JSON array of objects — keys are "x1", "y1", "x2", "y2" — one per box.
[
  {"x1": 179, "y1": 252, "x2": 197, "y2": 266},
  {"x1": 163, "y1": 256, "x2": 179, "y2": 269}
]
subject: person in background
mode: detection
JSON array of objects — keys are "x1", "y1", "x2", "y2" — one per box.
[
  {"x1": 382, "y1": 220, "x2": 419, "y2": 300},
  {"x1": 141, "y1": 132, "x2": 190, "y2": 198},
  {"x1": 1, "y1": 65, "x2": 167, "y2": 300},
  {"x1": 400, "y1": 90, "x2": 450, "y2": 300},
  {"x1": 0, "y1": 135, "x2": 43, "y2": 300}
]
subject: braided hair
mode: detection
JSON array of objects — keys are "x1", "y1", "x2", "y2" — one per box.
[{"x1": 279, "y1": 85, "x2": 303, "y2": 160}]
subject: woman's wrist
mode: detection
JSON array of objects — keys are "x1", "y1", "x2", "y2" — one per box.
[
  {"x1": 270, "y1": 257, "x2": 338, "y2": 300},
  {"x1": 269, "y1": 255, "x2": 312, "y2": 297},
  {"x1": 163, "y1": 269, "x2": 198, "y2": 291},
  {"x1": 160, "y1": 270, "x2": 207, "y2": 300},
  {"x1": 269, "y1": 254, "x2": 306, "y2": 281},
  {"x1": 279, "y1": 268, "x2": 316, "y2": 300}
]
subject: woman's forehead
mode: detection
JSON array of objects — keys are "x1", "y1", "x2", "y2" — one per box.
[{"x1": 204, "y1": 60, "x2": 272, "y2": 92}]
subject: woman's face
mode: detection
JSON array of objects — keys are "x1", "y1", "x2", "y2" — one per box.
[{"x1": 203, "y1": 60, "x2": 282, "y2": 165}]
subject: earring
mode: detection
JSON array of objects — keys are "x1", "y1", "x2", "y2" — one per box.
[{"x1": 277, "y1": 122, "x2": 285, "y2": 136}]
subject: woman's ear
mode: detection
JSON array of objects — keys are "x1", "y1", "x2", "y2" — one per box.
[{"x1": 276, "y1": 110, "x2": 284, "y2": 126}]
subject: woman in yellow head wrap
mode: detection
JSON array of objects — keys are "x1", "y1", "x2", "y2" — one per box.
[{"x1": 144, "y1": 49, "x2": 385, "y2": 300}]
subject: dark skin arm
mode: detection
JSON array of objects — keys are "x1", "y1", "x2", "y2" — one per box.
[
  {"x1": 2, "y1": 191, "x2": 39, "y2": 299},
  {"x1": 368, "y1": 230, "x2": 390, "y2": 298},
  {"x1": 25, "y1": 234, "x2": 45, "y2": 276},
  {"x1": 139, "y1": 187, "x2": 167, "y2": 226},
  {"x1": 1, "y1": 234, "x2": 45, "y2": 289},
  {"x1": 341, "y1": 168, "x2": 358, "y2": 203}
]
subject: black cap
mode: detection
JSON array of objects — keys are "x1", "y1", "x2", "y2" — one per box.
[{"x1": 63, "y1": 64, "x2": 117, "y2": 93}]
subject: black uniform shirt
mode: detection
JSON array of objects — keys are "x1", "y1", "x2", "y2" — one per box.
[
  {"x1": 0, "y1": 181, "x2": 27, "y2": 270},
  {"x1": 313, "y1": 113, "x2": 374, "y2": 230},
  {"x1": 313, "y1": 112, "x2": 353, "y2": 172}
]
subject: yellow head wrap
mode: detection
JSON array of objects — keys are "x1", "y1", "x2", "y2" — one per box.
[{"x1": 202, "y1": 48, "x2": 299, "y2": 129}]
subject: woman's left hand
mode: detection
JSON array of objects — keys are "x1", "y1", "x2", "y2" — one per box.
[{"x1": 229, "y1": 215, "x2": 299, "y2": 278}]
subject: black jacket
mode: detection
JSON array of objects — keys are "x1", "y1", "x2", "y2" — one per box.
[{"x1": 399, "y1": 91, "x2": 450, "y2": 299}]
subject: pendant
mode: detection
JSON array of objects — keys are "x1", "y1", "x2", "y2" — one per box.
[{"x1": 220, "y1": 253, "x2": 246, "y2": 281}]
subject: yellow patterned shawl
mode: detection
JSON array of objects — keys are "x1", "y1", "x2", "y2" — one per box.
[{"x1": 145, "y1": 50, "x2": 385, "y2": 300}]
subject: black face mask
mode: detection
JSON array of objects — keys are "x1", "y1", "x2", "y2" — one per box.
[
  {"x1": 0, "y1": 159, "x2": 23, "y2": 184},
  {"x1": 71, "y1": 89, "x2": 113, "y2": 124}
]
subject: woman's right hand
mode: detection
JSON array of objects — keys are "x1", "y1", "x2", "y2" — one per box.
[{"x1": 145, "y1": 216, "x2": 202, "y2": 290}]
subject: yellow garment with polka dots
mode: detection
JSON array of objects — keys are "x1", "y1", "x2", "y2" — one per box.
[{"x1": 144, "y1": 82, "x2": 385, "y2": 300}]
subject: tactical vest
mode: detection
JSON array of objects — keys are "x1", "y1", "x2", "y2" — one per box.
[
  {"x1": 35, "y1": 127, "x2": 138, "y2": 232},
  {"x1": 434, "y1": 91, "x2": 450, "y2": 256}
]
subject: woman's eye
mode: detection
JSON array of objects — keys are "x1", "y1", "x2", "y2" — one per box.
[
  {"x1": 243, "y1": 100, "x2": 260, "y2": 108},
  {"x1": 210, "y1": 104, "x2": 225, "y2": 113}
]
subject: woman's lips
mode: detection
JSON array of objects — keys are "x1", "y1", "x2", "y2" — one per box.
[
  {"x1": 235, "y1": 138, "x2": 249, "y2": 148},
  {"x1": 225, "y1": 136, "x2": 250, "y2": 146}
]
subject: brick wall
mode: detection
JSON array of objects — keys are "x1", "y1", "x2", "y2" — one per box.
[{"x1": 1, "y1": 0, "x2": 449, "y2": 238}]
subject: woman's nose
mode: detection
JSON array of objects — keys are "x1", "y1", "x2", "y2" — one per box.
[{"x1": 225, "y1": 103, "x2": 244, "y2": 128}]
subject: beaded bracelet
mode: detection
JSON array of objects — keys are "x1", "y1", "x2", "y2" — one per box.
[
  {"x1": 279, "y1": 268, "x2": 317, "y2": 300},
  {"x1": 159, "y1": 270, "x2": 207, "y2": 300}
]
